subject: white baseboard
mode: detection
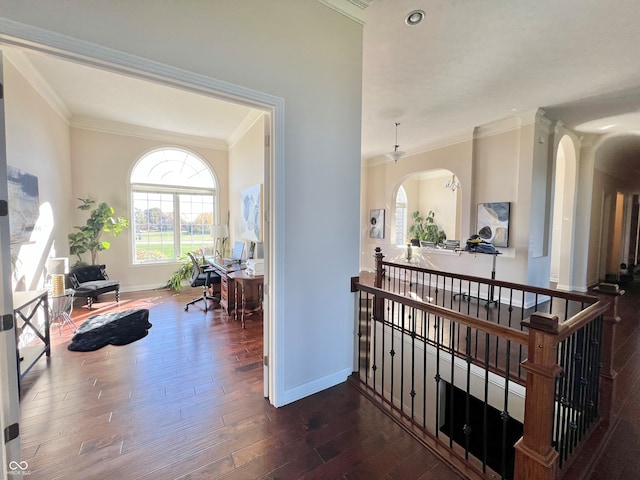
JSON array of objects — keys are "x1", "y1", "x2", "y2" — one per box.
[
  {"x1": 279, "y1": 367, "x2": 352, "y2": 406},
  {"x1": 119, "y1": 284, "x2": 168, "y2": 293}
]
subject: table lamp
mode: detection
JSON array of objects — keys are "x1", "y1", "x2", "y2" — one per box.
[{"x1": 212, "y1": 224, "x2": 229, "y2": 258}]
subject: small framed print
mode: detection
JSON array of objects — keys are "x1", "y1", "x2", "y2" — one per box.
[{"x1": 369, "y1": 209, "x2": 385, "y2": 239}]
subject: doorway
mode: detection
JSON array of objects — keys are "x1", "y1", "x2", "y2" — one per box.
[{"x1": 0, "y1": 31, "x2": 282, "y2": 448}]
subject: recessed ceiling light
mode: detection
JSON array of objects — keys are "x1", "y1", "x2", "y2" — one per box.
[{"x1": 405, "y1": 10, "x2": 425, "y2": 26}]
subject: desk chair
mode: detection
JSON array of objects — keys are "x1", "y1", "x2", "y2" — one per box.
[{"x1": 184, "y1": 252, "x2": 221, "y2": 312}]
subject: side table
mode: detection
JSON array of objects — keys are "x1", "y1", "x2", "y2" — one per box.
[
  {"x1": 49, "y1": 289, "x2": 77, "y2": 335},
  {"x1": 228, "y1": 270, "x2": 263, "y2": 328}
]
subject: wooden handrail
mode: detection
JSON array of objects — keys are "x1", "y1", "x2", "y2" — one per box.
[
  {"x1": 353, "y1": 278, "x2": 529, "y2": 346},
  {"x1": 381, "y1": 259, "x2": 600, "y2": 306},
  {"x1": 556, "y1": 301, "x2": 609, "y2": 340}
]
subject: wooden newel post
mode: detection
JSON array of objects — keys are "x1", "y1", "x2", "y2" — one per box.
[
  {"x1": 374, "y1": 247, "x2": 384, "y2": 289},
  {"x1": 592, "y1": 282, "x2": 623, "y2": 426},
  {"x1": 373, "y1": 247, "x2": 385, "y2": 324},
  {"x1": 514, "y1": 312, "x2": 561, "y2": 480}
]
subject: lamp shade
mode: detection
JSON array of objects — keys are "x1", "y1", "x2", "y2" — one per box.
[
  {"x1": 211, "y1": 224, "x2": 229, "y2": 238},
  {"x1": 46, "y1": 257, "x2": 69, "y2": 275}
]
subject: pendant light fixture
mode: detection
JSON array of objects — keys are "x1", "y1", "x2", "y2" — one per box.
[{"x1": 386, "y1": 122, "x2": 406, "y2": 162}]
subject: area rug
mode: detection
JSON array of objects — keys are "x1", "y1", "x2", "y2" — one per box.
[{"x1": 67, "y1": 309, "x2": 152, "y2": 352}]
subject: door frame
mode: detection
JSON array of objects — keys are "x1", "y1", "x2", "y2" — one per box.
[{"x1": 0, "y1": 18, "x2": 286, "y2": 439}]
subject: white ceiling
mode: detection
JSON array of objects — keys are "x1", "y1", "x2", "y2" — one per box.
[
  {"x1": 5, "y1": 0, "x2": 640, "y2": 167},
  {"x1": 3, "y1": 46, "x2": 263, "y2": 149}
]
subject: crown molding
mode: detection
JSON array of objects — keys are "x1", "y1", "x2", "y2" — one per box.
[
  {"x1": 317, "y1": 0, "x2": 370, "y2": 25},
  {"x1": 2, "y1": 45, "x2": 71, "y2": 123},
  {"x1": 70, "y1": 116, "x2": 228, "y2": 150},
  {"x1": 228, "y1": 110, "x2": 266, "y2": 150}
]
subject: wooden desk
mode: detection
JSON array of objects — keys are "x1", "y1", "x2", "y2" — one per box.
[
  {"x1": 228, "y1": 270, "x2": 263, "y2": 328},
  {"x1": 13, "y1": 290, "x2": 50, "y2": 392},
  {"x1": 206, "y1": 257, "x2": 246, "y2": 315}
]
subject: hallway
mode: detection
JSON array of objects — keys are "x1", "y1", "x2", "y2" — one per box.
[{"x1": 588, "y1": 279, "x2": 640, "y2": 479}]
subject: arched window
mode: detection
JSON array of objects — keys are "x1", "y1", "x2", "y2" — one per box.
[
  {"x1": 395, "y1": 186, "x2": 408, "y2": 245},
  {"x1": 130, "y1": 148, "x2": 217, "y2": 264}
]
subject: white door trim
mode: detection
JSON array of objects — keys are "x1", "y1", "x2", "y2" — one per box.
[{"x1": 0, "y1": 18, "x2": 287, "y2": 407}]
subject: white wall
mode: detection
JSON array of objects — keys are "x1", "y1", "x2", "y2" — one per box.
[{"x1": 0, "y1": 0, "x2": 363, "y2": 408}]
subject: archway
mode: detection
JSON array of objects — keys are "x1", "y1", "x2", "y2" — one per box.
[
  {"x1": 550, "y1": 135, "x2": 577, "y2": 290},
  {"x1": 393, "y1": 169, "x2": 461, "y2": 246}
]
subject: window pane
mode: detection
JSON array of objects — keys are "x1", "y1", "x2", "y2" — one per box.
[
  {"x1": 131, "y1": 149, "x2": 215, "y2": 188},
  {"x1": 179, "y1": 193, "x2": 216, "y2": 257},
  {"x1": 396, "y1": 206, "x2": 406, "y2": 245},
  {"x1": 133, "y1": 191, "x2": 175, "y2": 262},
  {"x1": 396, "y1": 186, "x2": 407, "y2": 245}
]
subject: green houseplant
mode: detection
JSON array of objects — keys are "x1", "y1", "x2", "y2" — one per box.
[
  {"x1": 68, "y1": 198, "x2": 129, "y2": 265},
  {"x1": 165, "y1": 256, "x2": 195, "y2": 292},
  {"x1": 409, "y1": 210, "x2": 446, "y2": 245}
]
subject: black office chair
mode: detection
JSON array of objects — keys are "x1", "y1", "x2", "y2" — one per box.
[{"x1": 184, "y1": 252, "x2": 221, "y2": 312}]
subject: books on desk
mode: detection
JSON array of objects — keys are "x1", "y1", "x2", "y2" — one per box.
[
  {"x1": 246, "y1": 259, "x2": 264, "y2": 276},
  {"x1": 222, "y1": 258, "x2": 242, "y2": 267}
]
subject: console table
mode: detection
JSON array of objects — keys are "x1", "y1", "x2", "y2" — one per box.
[{"x1": 13, "y1": 290, "x2": 50, "y2": 392}]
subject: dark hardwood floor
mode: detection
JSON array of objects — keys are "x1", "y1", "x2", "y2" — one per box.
[
  {"x1": 18, "y1": 280, "x2": 640, "y2": 479},
  {"x1": 18, "y1": 289, "x2": 462, "y2": 480}
]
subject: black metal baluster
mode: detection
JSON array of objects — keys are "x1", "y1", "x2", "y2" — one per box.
[
  {"x1": 435, "y1": 314, "x2": 442, "y2": 439},
  {"x1": 400, "y1": 302, "x2": 406, "y2": 413},
  {"x1": 482, "y1": 326, "x2": 490, "y2": 474},
  {"x1": 449, "y1": 318, "x2": 456, "y2": 449},
  {"x1": 410, "y1": 305, "x2": 417, "y2": 420},
  {"x1": 464, "y1": 325, "x2": 472, "y2": 460},
  {"x1": 501, "y1": 338, "x2": 512, "y2": 479}
]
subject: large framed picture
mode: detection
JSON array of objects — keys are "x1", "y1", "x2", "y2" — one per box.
[
  {"x1": 241, "y1": 183, "x2": 263, "y2": 242},
  {"x1": 477, "y1": 202, "x2": 510, "y2": 247},
  {"x1": 369, "y1": 209, "x2": 385, "y2": 239},
  {"x1": 8, "y1": 165, "x2": 40, "y2": 244}
]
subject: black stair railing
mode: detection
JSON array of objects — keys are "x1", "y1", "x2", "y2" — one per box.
[{"x1": 350, "y1": 248, "x2": 621, "y2": 480}]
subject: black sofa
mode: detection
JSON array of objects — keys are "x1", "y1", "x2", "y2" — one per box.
[{"x1": 67, "y1": 264, "x2": 120, "y2": 309}]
